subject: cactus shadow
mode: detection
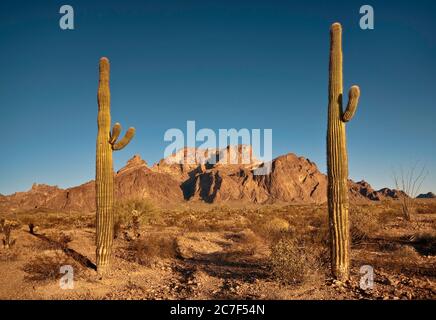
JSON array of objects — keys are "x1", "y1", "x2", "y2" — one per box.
[
  {"x1": 182, "y1": 251, "x2": 269, "y2": 282},
  {"x1": 29, "y1": 232, "x2": 97, "y2": 271}
]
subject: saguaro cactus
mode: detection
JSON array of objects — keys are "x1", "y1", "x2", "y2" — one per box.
[
  {"x1": 327, "y1": 23, "x2": 360, "y2": 280},
  {"x1": 96, "y1": 57, "x2": 135, "y2": 274}
]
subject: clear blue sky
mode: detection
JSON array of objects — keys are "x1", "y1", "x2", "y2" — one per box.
[{"x1": 0, "y1": 0, "x2": 435, "y2": 195}]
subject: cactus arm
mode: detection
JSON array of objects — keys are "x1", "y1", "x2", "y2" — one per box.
[
  {"x1": 109, "y1": 123, "x2": 122, "y2": 144},
  {"x1": 112, "y1": 127, "x2": 135, "y2": 151},
  {"x1": 342, "y1": 86, "x2": 360, "y2": 122}
]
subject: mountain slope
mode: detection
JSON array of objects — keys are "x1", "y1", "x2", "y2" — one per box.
[{"x1": 0, "y1": 147, "x2": 410, "y2": 213}]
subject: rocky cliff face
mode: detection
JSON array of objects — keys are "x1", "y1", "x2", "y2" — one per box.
[
  {"x1": 0, "y1": 147, "x2": 410, "y2": 213},
  {"x1": 182, "y1": 153, "x2": 328, "y2": 204}
]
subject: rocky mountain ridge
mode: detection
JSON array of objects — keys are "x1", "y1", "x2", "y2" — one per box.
[{"x1": 0, "y1": 146, "x2": 416, "y2": 213}]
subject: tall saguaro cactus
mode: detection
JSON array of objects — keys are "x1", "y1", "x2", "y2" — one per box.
[
  {"x1": 327, "y1": 23, "x2": 360, "y2": 281},
  {"x1": 96, "y1": 57, "x2": 135, "y2": 274}
]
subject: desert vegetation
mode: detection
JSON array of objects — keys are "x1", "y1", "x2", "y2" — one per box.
[
  {"x1": 327, "y1": 22, "x2": 361, "y2": 281},
  {"x1": 0, "y1": 218, "x2": 20, "y2": 249},
  {"x1": 0, "y1": 198, "x2": 434, "y2": 299},
  {"x1": 95, "y1": 57, "x2": 135, "y2": 274},
  {"x1": 393, "y1": 164, "x2": 428, "y2": 221},
  {"x1": 0, "y1": 24, "x2": 434, "y2": 301}
]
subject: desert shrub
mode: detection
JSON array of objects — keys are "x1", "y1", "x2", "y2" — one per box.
[
  {"x1": 51, "y1": 231, "x2": 73, "y2": 248},
  {"x1": 169, "y1": 210, "x2": 249, "y2": 232},
  {"x1": 350, "y1": 207, "x2": 379, "y2": 243},
  {"x1": 265, "y1": 217, "x2": 290, "y2": 234},
  {"x1": 0, "y1": 248, "x2": 18, "y2": 261},
  {"x1": 415, "y1": 202, "x2": 436, "y2": 214},
  {"x1": 0, "y1": 219, "x2": 21, "y2": 249},
  {"x1": 113, "y1": 219, "x2": 123, "y2": 239},
  {"x1": 33, "y1": 231, "x2": 73, "y2": 251},
  {"x1": 23, "y1": 250, "x2": 81, "y2": 281},
  {"x1": 377, "y1": 207, "x2": 401, "y2": 225},
  {"x1": 17, "y1": 211, "x2": 80, "y2": 229},
  {"x1": 409, "y1": 232, "x2": 436, "y2": 256},
  {"x1": 250, "y1": 216, "x2": 291, "y2": 242},
  {"x1": 226, "y1": 229, "x2": 265, "y2": 256},
  {"x1": 306, "y1": 211, "x2": 330, "y2": 245},
  {"x1": 120, "y1": 234, "x2": 177, "y2": 267},
  {"x1": 269, "y1": 237, "x2": 327, "y2": 285},
  {"x1": 378, "y1": 241, "x2": 402, "y2": 252},
  {"x1": 395, "y1": 245, "x2": 420, "y2": 260},
  {"x1": 114, "y1": 199, "x2": 159, "y2": 238}
]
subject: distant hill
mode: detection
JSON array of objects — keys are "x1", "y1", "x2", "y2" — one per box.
[
  {"x1": 416, "y1": 192, "x2": 436, "y2": 199},
  {"x1": 0, "y1": 146, "x2": 409, "y2": 213}
]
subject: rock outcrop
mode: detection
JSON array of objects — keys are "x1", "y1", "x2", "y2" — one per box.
[
  {"x1": 0, "y1": 147, "x2": 409, "y2": 213},
  {"x1": 416, "y1": 192, "x2": 436, "y2": 199},
  {"x1": 0, "y1": 155, "x2": 183, "y2": 213}
]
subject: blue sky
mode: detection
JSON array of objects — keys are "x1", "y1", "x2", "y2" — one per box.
[{"x1": 0, "y1": 0, "x2": 435, "y2": 195}]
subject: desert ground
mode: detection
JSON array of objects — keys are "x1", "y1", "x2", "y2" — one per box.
[{"x1": 0, "y1": 199, "x2": 435, "y2": 300}]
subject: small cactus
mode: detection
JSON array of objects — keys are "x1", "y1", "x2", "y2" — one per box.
[
  {"x1": 96, "y1": 57, "x2": 135, "y2": 274},
  {"x1": 327, "y1": 23, "x2": 361, "y2": 280},
  {"x1": 0, "y1": 219, "x2": 20, "y2": 249},
  {"x1": 28, "y1": 223, "x2": 38, "y2": 235}
]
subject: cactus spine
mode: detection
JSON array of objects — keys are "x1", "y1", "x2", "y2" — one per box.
[
  {"x1": 96, "y1": 57, "x2": 135, "y2": 274},
  {"x1": 327, "y1": 23, "x2": 360, "y2": 280}
]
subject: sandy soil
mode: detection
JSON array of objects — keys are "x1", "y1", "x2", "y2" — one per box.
[{"x1": 0, "y1": 201, "x2": 435, "y2": 300}]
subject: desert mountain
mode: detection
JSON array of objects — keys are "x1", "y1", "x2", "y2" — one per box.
[
  {"x1": 0, "y1": 146, "x2": 411, "y2": 213},
  {"x1": 348, "y1": 181, "x2": 408, "y2": 201},
  {"x1": 416, "y1": 192, "x2": 436, "y2": 199},
  {"x1": 182, "y1": 153, "x2": 326, "y2": 204}
]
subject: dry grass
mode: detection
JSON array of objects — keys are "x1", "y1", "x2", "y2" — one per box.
[
  {"x1": 243, "y1": 206, "x2": 331, "y2": 286},
  {"x1": 120, "y1": 234, "x2": 177, "y2": 267},
  {"x1": 409, "y1": 232, "x2": 436, "y2": 256},
  {"x1": 269, "y1": 237, "x2": 328, "y2": 285},
  {"x1": 376, "y1": 245, "x2": 422, "y2": 273},
  {"x1": 224, "y1": 228, "x2": 265, "y2": 256},
  {"x1": 23, "y1": 250, "x2": 81, "y2": 281},
  {"x1": 252, "y1": 217, "x2": 290, "y2": 241},
  {"x1": 1, "y1": 200, "x2": 434, "y2": 299},
  {"x1": 350, "y1": 206, "x2": 379, "y2": 243},
  {"x1": 32, "y1": 231, "x2": 73, "y2": 250},
  {"x1": 166, "y1": 207, "x2": 250, "y2": 232},
  {"x1": 0, "y1": 247, "x2": 19, "y2": 261},
  {"x1": 395, "y1": 245, "x2": 421, "y2": 260},
  {"x1": 415, "y1": 201, "x2": 436, "y2": 214},
  {"x1": 2, "y1": 211, "x2": 95, "y2": 230}
]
